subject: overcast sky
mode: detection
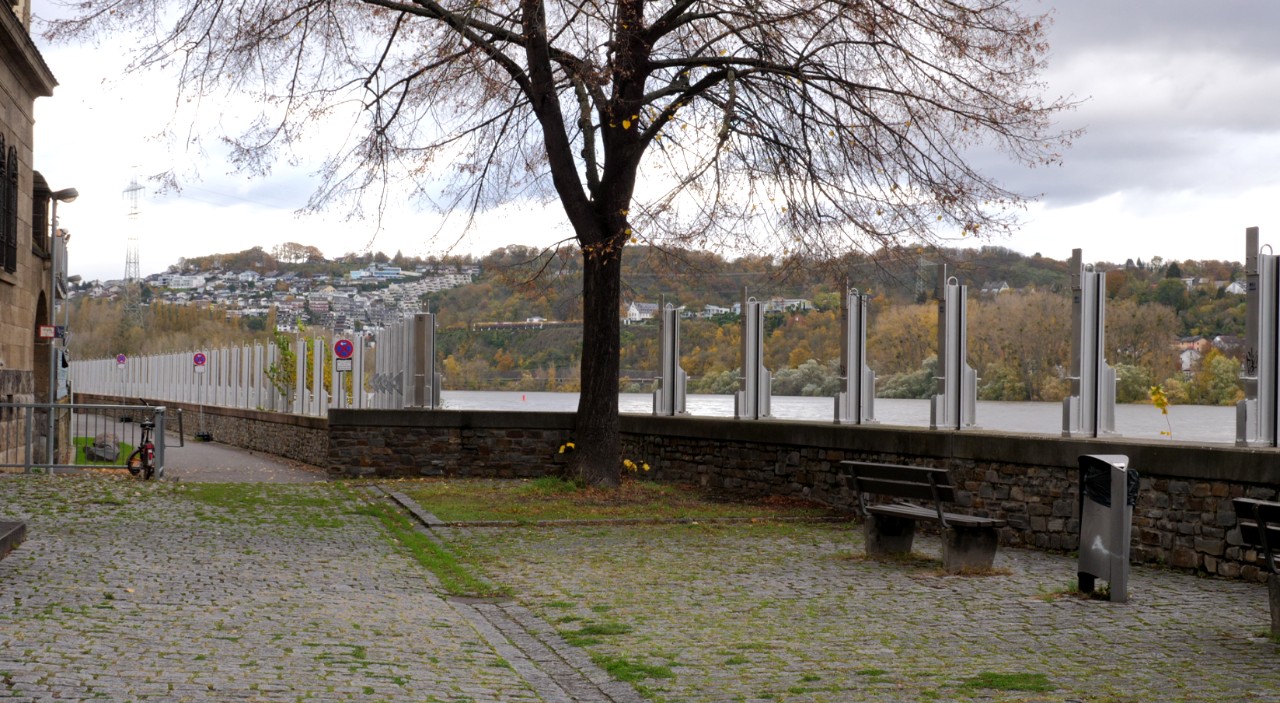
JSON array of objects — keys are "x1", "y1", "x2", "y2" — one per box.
[{"x1": 28, "y1": 1, "x2": 1280, "y2": 283}]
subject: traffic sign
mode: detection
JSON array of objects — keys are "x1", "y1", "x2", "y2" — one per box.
[
  {"x1": 334, "y1": 338, "x2": 354, "y2": 360},
  {"x1": 116, "y1": 353, "x2": 127, "y2": 364},
  {"x1": 38, "y1": 325, "x2": 56, "y2": 339},
  {"x1": 193, "y1": 352, "x2": 207, "y2": 366}
]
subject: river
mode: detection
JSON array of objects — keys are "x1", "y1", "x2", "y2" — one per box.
[{"x1": 437, "y1": 391, "x2": 1238, "y2": 446}]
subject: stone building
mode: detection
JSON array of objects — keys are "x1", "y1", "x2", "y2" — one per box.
[{"x1": 0, "y1": 1, "x2": 59, "y2": 466}]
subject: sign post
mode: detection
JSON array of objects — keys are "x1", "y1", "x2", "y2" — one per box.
[
  {"x1": 193, "y1": 352, "x2": 212, "y2": 440},
  {"x1": 333, "y1": 339, "x2": 354, "y2": 408}
]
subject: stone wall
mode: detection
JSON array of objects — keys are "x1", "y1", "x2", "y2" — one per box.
[
  {"x1": 78, "y1": 394, "x2": 329, "y2": 468},
  {"x1": 328, "y1": 409, "x2": 574, "y2": 478},
  {"x1": 330, "y1": 410, "x2": 1280, "y2": 582}
]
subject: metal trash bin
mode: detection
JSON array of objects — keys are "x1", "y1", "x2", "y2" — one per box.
[{"x1": 1077, "y1": 454, "x2": 1139, "y2": 602}]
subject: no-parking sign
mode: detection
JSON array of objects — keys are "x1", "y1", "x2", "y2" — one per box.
[
  {"x1": 194, "y1": 352, "x2": 207, "y2": 374},
  {"x1": 334, "y1": 338, "x2": 354, "y2": 372}
]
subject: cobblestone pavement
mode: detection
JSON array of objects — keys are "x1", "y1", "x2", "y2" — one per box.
[
  {"x1": 445, "y1": 519, "x2": 1280, "y2": 702},
  {"x1": 2, "y1": 475, "x2": 1278, "y2": 703},
  {"x1": 0, "y1": 476, "x2": 625, "y2": 702}
]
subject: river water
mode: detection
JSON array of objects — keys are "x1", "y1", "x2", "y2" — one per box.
[{"x1": 438, "y1": 391, "x2": 1238, "y2": 446}]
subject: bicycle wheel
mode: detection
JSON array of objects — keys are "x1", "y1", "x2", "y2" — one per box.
[{"x1": 126, "y1": 449, "x2": 143, "y2": 476}]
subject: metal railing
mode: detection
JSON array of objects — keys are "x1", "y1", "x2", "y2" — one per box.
[{"x1": 0, "y1": 403, "x2": 172, "y2": 474}]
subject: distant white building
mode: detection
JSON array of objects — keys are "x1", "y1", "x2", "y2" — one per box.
[
  {"x1": 167, "y1": 275, "x2": 207, "y2": 290},
  {"x1": 350, "y1": 264, "x2": 404, "y2": 281}
]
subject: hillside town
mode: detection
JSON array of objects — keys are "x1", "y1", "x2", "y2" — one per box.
[{"x1": 68, "y1": 262, "x2": 481, "y2": 334}]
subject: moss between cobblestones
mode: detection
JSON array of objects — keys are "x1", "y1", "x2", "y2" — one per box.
[
  {"x1": 961, "y1": 671, "x2": 1055, "y2": 692},
  {"x1": 353, "y1": 499, "x2": 508, "y2": 598}
]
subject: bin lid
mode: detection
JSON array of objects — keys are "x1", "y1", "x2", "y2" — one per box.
[{"x1": 1079, "y1": 454, "x2": 1129, "y2": 471}]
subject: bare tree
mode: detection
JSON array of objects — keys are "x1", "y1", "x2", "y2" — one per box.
[{"x1": 49, "y1": 0, "x2": 1074, "y2": 485}]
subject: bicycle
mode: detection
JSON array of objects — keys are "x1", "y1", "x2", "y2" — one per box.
[{"x1": 125, "y1": 410, "x2": 159, "y2": 480}]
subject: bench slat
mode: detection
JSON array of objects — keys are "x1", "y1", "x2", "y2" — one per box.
[
  {"x1": 1233, "y1": 498, "x2": 1280, "y2": 573},
  {"x1": 1238, "y1": 520, "x2": 1280, "y2": 548},
  {"x1": 841, "y1": 461, "x2": 953, "y2": 486},
  {"x1": 867, "y1": 503, "x2": 1006, "y2": 529},
  {"x1": 851, "y1": 477, "x2": 956, "y2": 504}
]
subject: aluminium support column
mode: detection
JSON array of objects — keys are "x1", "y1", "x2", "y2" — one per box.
[{"x1": 835, "y1": 287, "x2": 877, "y2": 425}]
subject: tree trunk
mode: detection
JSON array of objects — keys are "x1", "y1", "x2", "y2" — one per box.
[{"x1": 573, "y1": 249, "x2": 623, "y2": 487}]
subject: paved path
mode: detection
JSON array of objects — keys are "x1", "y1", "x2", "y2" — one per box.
[
  {"x1": 1, "y1": 471, "x2": 1278, "y2": 702},
  {"x1": 67, "y1": 414, "x2": 329, "y2": 483},
  {"x1": 157, "y1": 435, "x2": 330, "y2": 483}
]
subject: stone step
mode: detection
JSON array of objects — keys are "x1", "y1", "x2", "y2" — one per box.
[{"x1": 0, "y1": 520, "x2": 26, "y2": 559}]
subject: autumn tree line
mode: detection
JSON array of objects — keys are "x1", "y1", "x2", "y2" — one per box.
[
  {"x1": 427, "y1": 244, "x2": 1247, "y2": 406},
  {"x1": 70, "y1": 244, "x2": 1248, "y2": 406}
]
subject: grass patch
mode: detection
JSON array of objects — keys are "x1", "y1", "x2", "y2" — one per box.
[
  {"x1": 356, "y1": 501, "x2": 508, "y2": 599},
  {"x1": 397, "y1": 478, "x2": 839, "y2": 523},
  {"x1": 592, "y1": 654, "x2": 675, "y2": 682},
  {"x1": 856, "y1": 668, "x2": 888, "y2": 677},
  {"x1": 921, "y1": 565, "x2": 1014, "y2": 578},
  {"x1": 576, "y1": 622, "x2": 634, "y2": 636},
  {"x1": 962, "y1": 672, "x2": 1054, "y2": 692},
  {"x1": 845, "y1": 550, "x2": 938, "y2": 567},
  {"x1": 179, "y1": 484, "x2": 345, "y2": 528},
  {"x1": 561, "y1": 621, "x2": 633, "y2": 647},
  {"x1": 72, "y1": 437, "x2": 134, "y2": 466}
]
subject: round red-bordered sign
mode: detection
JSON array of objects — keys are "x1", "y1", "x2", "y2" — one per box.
[
  {"x1": 193, "y1": 352, "x2": 207, "y2": 366},
  {"x1": 334, "y1": 339, "x2": 354, "y2": 359},
  {"x1": 116, "y1": 353, "x2": 127, "y2": 365}
]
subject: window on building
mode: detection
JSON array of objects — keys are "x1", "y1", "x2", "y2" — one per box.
[
  {"x1": 31, "y1": 170, "x2": 48, "y2": 260},
  {"x1": 0, "y1": 135, "x2": 13, "y2": 274}
]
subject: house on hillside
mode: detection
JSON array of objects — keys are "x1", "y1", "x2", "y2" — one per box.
[
  {"x1": 623, "y1": 301, "x2": 659, "y2": 323},
  {"x1": 1179, "y1": 348, "x2": 1201, "y2": 376},
  {"x1": 1213, "y1": 335, "x2": 1245, "y2": 357},
  {"x1": 981, "y1": 281, "x2": 1011, "y2": 296}
]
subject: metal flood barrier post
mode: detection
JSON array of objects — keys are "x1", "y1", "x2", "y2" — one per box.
[
  {"x1": 1063, "y1": 249, "x2": 1117, "y2": 437},
  {"x1": 1238, "y1": 227, "x2": 1279, "y2": 446},
  {"x1": 653, "y1": 303, "x2": 687, "y2": 416},
  {"x1": 1077, "y1": 454, "x2": 1138, "y2": 602},
  {"x1": 369, "y1": 313, "x2": 439, "y2": 409},
  {"x1": 930, "y1": 276, "x2": 977, "y2": 430},
  {"x1": 410, "y1": 312, "x2": 442, "y2": 409},
  {"x1": 735, "y1": 295, "x2": 772, "y2": 420},
  {"x1": 835, "y1": 287, "x2": 876, "y2": 425}
]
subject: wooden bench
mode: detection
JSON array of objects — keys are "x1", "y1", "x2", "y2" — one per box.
[
  {"x1": 841, "y1": 460, "x2": 1006, "y2": 573},
  {"x1": 1232, "y1": 497, "x2": 1280, "y2": 636}
]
